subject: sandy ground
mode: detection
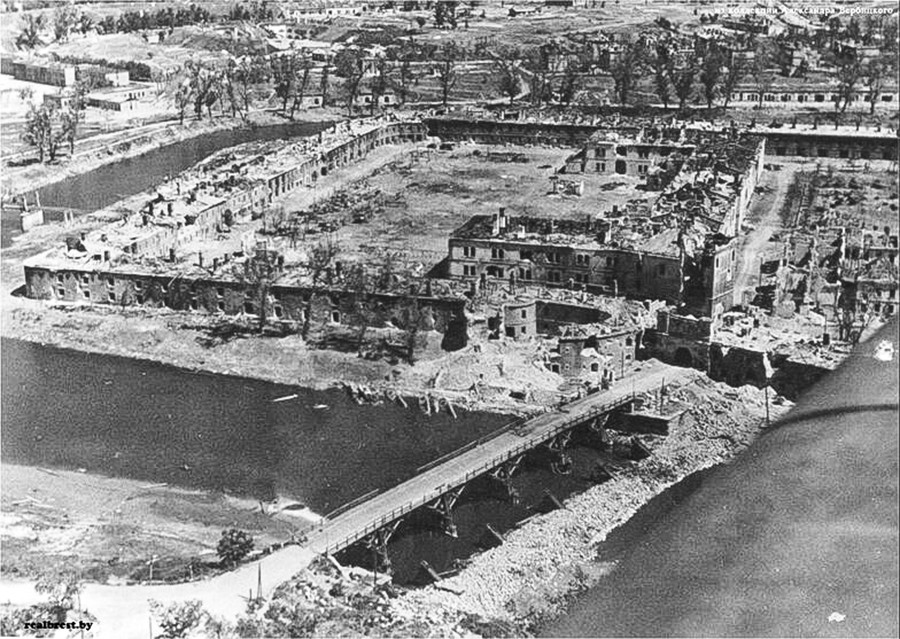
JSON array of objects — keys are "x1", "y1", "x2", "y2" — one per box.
[{"x1": 0, "y1": 464, "x2": 308, "y2": 584}]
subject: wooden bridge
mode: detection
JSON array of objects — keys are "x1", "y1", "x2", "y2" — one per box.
[{"x1": 304, "y1": 363, "x2": 689, "y2": 568}]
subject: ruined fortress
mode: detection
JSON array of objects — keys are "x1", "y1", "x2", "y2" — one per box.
[{"x1": 21, "y1": 116, "x2": 899, "y2": 380}]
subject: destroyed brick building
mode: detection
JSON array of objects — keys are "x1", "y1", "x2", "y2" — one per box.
[{"x1": 447, "y1": 128, "x2": 765, "y2": 319}]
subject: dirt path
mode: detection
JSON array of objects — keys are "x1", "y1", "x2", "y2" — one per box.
[{"x1": 733, "y1": 164, "x2": 799, "y2": 304}]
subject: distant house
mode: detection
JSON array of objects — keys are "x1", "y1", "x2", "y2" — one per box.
[
  {"x1": 360, "y1": 90, "x2": 397, "y2": 108},
  {"x1": 7, "y1": 59, "x2": 76, "y2": 87}
]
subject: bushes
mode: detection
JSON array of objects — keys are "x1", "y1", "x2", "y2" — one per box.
[{"x1": 217, "y1": 529, "x2": 254, "y2": 567}]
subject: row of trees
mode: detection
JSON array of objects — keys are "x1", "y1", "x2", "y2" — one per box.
[
  {"x1": 607, "y1": 34, "x2": 897, "y2": 115},
  {"x1": 16, "y1": 3, "x2": 215, "y2": 49}
]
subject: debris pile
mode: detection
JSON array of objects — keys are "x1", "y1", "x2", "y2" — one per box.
[{"x1": 230, "y1": 556, "x2": 487, "y2": 638}]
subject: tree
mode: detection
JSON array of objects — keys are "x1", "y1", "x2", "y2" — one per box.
[
  {"x1": 861, "y1": 56, "x2": 893, "y2": 115},
  {"x1": 434, "y1": 0, "x2": 458, "y2": 28},
  {"x1": 35, "y1": 572, "x2": 81, "y2": 625},
  {"x1": 720, "y1": 54, "x2": 746, "y2": 109},
  {"x1": 522, "y1": 44, "x2": 553, "y2": 106},
  {"x1": 272, "y1": 49, "x2": 299, "y2": 116},
  {"x1": 400, "y1": 291, "x2": 427, "y2": 364},
  {"x1": 369, "y1": 56, "x2": 392, "y2": 114},
  {"x1": 173, "y1": 77, "x2": 192, "y2": 125},
  {"x1": 699, "y1": 46, "x2": 725, "y2": 108},
  {"x1": 289, "y1": 50, "x2": 314, "y2": 119},
  {"x1": 651, "y1": 46, "x2": 671, "y2": 108},
  {"x1": 388, "y1": 41, "x2": 417, "y2": 104},
  {"x1": 234, "y1": 246, "x2": 281, "y2": 332},
  {"x1": 16, "y1": 13, "x2": 45, "y2": 50},
  {"x1": 77, "y1": 12, "x2": 94, "y2": 35},
  {"x1": 751, "y1": 41, "x2": 777, "y2": 109},
  {"x1": 217, "y1": 529, "x2": 254, "y2": 567},
  {"x1": 334, "y1": 47, "x2": 367, "y2": 116},
  {"x1": 492, "y1": 45, "x2": 521, "y2": 104},
  {"x1": 829, "y1": 51, "x2": 861, "y2": 117},
  {"x1": 21, "y1": 103, "x2": 66, "y2": 163},
  {"x1": 301, "y1": 238, "x2": 340, "y2": 338},
  {"x1": 319, "y1": 61, "x2": 331, "y2": 107},
  {"x1": 221, "y1": 59, "x2": 240, "y2": 119},
  {"x1": 610, "y1": 36, "x2": 645, "y2": 105},
  {"x1": 557, "y1": 60, "x2": 582, "y2": 105},
  {"x1": 671, "y1": 56, "x2": 697, "y2": 111},
  {"x1": 52, "y1": 4, "x2": 78, "y2": 43},
  {"x1": 59, "y1": 108, "x2": 80, "y2": 156},
  {"x1": 149, "y1": 600, "x2": 206, "y2": 639},
  {"x1": 184, "y1": 59, "x2": 220, "y2": 120},
  {"x1": 434, "y1": 42, "x2": 460, "y2": 108}
]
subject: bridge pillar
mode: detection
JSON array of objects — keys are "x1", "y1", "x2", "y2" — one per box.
[
  {"x1": 582, "y1": 414, "x2": 611, "y2": 450},
  {"x1": 425, "y1": 487, "x2": 465, "y2": 538},
  {"x1": 363, "y1": 520, "x2": 401, "y2": 574},
  {"x1": 545, "y1": 430, "x2": 574, "y2": 475},
  {"x1": 489, "y1": 456, "x2": 524, "y2": 503}
]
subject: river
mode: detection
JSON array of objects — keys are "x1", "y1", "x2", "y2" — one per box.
[
  {"x1": 1, "y1": 120, "x2": 332, "y2": 247},
  {"x1": 0, "y1": 337, "x2": 621, "y2": 583}
]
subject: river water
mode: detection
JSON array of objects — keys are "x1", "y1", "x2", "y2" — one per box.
[{"x1": 1, "y1": 120, "x2": 332, "y2": 247}]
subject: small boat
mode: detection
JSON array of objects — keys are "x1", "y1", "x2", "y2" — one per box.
[
  {"x1": 273, "y1": 394, "x2": 298, "y2": 403},
  {"x1": 313, "y1": 404, "x2": 329, "y2": 410}
]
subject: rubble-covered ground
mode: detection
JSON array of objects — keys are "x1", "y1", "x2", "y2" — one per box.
[{"x1": 278, "y1": 143, "x2": 646, "y2": 266}]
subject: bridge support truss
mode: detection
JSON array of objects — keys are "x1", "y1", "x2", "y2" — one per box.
[
  {"x1": 363, "y1": 520, "x2": 401, "y2": 573},
  {"x1": 544, "y1": 430, "x2": 574, "y2": 475},
  {"x1": 424, "y1": 486, "x2": 466, "y2": 538},
  {"x1": 582, "y1": 414, "x2": 611, "y2": 450},
  {"x1": 489, "y1": 455, "x2": 524, "y2": 503}
]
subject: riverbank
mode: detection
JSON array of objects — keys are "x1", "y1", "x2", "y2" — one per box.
[
  {"x1": 1, "y1": 299, "x2": 551, "y2": 418},
  {"x1": 1, "y1": 109, "x2": 339, "y2": 199},
  {"x1": 0, "y1": 463, "x2": 305, "y2": 584}
]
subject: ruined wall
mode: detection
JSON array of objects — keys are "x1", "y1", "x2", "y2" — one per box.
[
  {"x1": 768, "y1": 357, "x2": 833, "y2": 400},
  {"x1": 424, "y1": 119, "x2": 596, "y2": 147},
  {"x1": 764, "y1": 132, "x2": 898, "y2": 161},
  {"x1": 642, "y1": 331, "x2": 711, "y2": 370},
  {"x1": 707, "y1": 343, "x2": 769, "y2": 388},
  {"x1": 642, "y1": 311, "x2": 713, "y2": 369},
  {"x1": 448, "y1": 238, "x2": 682, "y2": 303},
  {"x1": 23, "y1": 266, "x2": 467, "y2": 347},
  {"x1": 535, "y1": 301, "x2": 608, "y2": 335},
  {"x1": 503, "y1": 299, "x2": 537, "y2": 339}
]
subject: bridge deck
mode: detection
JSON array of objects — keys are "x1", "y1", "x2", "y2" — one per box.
[{"x1": 306, "y1": 362, "x2": 691, "y2": 556}]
